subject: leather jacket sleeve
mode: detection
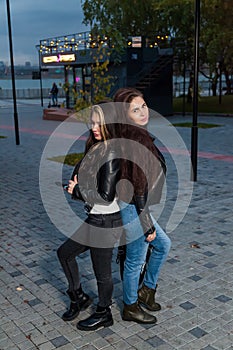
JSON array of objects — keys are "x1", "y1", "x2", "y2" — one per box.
[
  {"x1": 134, "y1": 194, "x2": 155, "y2": 237},
  {"x1": 70, "y1": 159, "x2": 82, "y2": 181},
  {"x1": 72, "y1": 150, "x2": 120, "y2": 205}
]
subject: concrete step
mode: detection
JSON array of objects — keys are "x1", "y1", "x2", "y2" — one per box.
[{"x1": 43, "y1": 107, "x2": 73, "y2": 121}]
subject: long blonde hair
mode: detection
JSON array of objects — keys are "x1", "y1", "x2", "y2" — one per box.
[
  {"x1": 85, "y1": 102, "x2": 119, "y2": 154},
  {"x1": 91, "y1": 105, "x2": 110, "y2": 142}
]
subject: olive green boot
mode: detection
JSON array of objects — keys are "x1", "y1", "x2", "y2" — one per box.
[
  {"x1": 138, "y1": 284, "x2": 161, "y2": 311},
  {"x1": 122, "y1": 301, "x2": 157, "y2": 324}
]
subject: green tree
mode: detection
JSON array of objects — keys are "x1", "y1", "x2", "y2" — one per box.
[
  {"x1": 67, "y1": 43, "x2": 115, "y2": 117},
  {"x1": 151, "y1": 0, "x2": 195, "y2": 101},
  {"x1": 81, "y1": 0, "x2": 171, "y2": 57},
  {"x1": 200, "y1": 0, "x2": 233, "y2": 95},
  {"x1": 81, "y1": 0, "x2": 233, "y2": 97},
  {"x1": 82, "y1": 0, "x2": 158, "y2": 42},
  {"x1": 153, "y1": 0, "x2": 233, "y2": 96},
  {"x1": 91, "y1": 45, "x2": 115, "y2": 102}
]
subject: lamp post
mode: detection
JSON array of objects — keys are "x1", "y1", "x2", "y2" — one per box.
[
  {"x1": 191, "y1": 0, "x2": 200, "y2": 181},
  {"x1": 182, "y1": 52, "x2": 186, "y2": 117},
  {"x1": 6, "y1": 0, "x2": 20, "y2": 145},
  {"x1": 38, "y1": 46, "x2": 44, "y2": 107}
]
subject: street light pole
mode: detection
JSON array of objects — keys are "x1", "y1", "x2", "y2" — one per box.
[
  {"x1": 191, "y1": 0, "x2": 200, "y2": 181},
  {"x1": 6, "y1": 0, "x2": 20, "y2": 145},
  {"x1": 182, "y1": 54, "x2": 186, "y2": 117},
  {"x1": 38, "y1": 46, "x2": 44, "y2": 107}
]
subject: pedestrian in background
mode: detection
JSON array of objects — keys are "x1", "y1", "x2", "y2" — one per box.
[{"x1": 50, "y1": 82, "x2": 58, "y2": 106}]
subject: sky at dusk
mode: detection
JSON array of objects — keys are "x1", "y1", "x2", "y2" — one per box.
[{"x1": 0, "y1": 0, "x2": 90, "y2": 65}]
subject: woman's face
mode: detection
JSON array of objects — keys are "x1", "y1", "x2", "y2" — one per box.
[
  {"x1": 128, "y1": 96, "x2": 149, "y2": 126},
  {"x1": 91, "y1": 112, "x2": 102, "y2": 141}
]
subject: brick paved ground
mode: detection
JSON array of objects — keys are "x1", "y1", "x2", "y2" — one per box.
[{"x1": 0, "y1": 100, "x2": 233, "y2": 350}]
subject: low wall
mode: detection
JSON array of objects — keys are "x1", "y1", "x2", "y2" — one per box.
[{"x1": 0, "y1": 88, "x2": 66, "y2": 99}]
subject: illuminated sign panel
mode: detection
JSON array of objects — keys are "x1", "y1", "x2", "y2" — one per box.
[
  {"x1": 132, "y1": 36, "x2": 142, "y2": 48},
  {"x1": 42, "y1": 54, "x2": 76, "y2": 64},
  {"x1": 43, "y1": 56, "x2": 57, "y2": 63}
]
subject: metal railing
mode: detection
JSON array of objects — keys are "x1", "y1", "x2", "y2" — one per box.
[
  {"x1": 38, "y1": 31, "x2": 112, "y2": 55},
  {"x1": 173, "y1": 80, "x2": 229, "y2": 97}
]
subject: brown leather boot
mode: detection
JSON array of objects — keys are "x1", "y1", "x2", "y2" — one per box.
[
  {"x1": 138, "y1": 284, "x2": 161, "y2": 311},
  {"x1": 122, "y1": 301, "x2": 157, "y2": 324}
]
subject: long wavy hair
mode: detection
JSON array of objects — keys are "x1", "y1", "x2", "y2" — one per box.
[
  {"x1": 85, "y1": 101, "x2": 120, "y2": 155},
  {"x1": 113, "y1": 87, "x2": 161, "y2": 199},
  {"x1": 114, "y1": 87, "x2": 143, "y2": 105},
  {"x1": 71, "y1": 101, "x2": 120, "y2": 181},
  {"x1": 113, "y1": 87, "x2": 144, "y2": 128}
]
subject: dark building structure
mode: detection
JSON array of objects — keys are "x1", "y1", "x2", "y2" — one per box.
[{"x1": 37, "y1": 31, "x2": 173, "y2": 115}]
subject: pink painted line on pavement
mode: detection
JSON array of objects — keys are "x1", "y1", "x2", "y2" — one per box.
[
  {"x1": 1, "y1": 124, "x2": 233, "y2": 163},
  {"x1": 155, "y1": 147, "x2": 233, "y2": 164},
  {"x1": 1, "y1": 125, "x2": 87, "y2": 140},
  {"x1": 198, "y1": 151, "x2": 233, "y2": 163}
]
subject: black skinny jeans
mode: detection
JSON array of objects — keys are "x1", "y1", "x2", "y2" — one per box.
[{"x1": 57, "y1": 211, "x2": 122, "y2": 308}]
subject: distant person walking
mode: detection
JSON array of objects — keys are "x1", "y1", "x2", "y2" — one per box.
[{"x1": 50, "y1": 82, "x2": 58, "y2": 106}]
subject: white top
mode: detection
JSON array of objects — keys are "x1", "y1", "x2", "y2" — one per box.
[{"x1": 90, "y1": 198, "x2": 120, "y2": 214}]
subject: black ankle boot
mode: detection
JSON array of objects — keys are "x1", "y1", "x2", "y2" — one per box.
[
  {"x1": 122, "y1": 301, "x2": 157, "y2": 324},
  {"x1": 75, "y1": 287, "x2": 92, "y2": 311},
  {"x1": 62, "y1": 287, "x2": 92, "y2": 321},
  {"x1": 76, "y1": 306, "x2": 113, "y2": 331}
]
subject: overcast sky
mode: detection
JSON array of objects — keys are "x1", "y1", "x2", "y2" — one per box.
[{"x1": 0, "y1": 0, "x2": 90, "y2": 65}]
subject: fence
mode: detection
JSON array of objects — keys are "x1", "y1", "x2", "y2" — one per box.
[
  {"x1": 0, "y1": 81, "x2": 228, "y2": 100},
  {"x1": 0, "y1": 88, "x2": 66, "y2": 99},
  {"x1": 173, "y1": 80, "x2": 228, "y2": 97}
]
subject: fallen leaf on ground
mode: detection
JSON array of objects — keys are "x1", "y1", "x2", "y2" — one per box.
[{"x1": 191, "y1": 243, "x2": 200, "y2": 249}]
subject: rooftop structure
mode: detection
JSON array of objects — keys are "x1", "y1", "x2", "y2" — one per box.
[{"x1": 37, "y1": 31, "x2": 173, "y2": 115}]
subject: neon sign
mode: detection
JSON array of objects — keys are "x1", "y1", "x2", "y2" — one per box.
[{"x1": 42, "y1": 54, "x2": 76, "y2": 64}]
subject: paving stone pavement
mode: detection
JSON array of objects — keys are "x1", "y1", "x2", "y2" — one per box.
[{"x1": 1, "y1": 101, "x2": 233, "y2": 350}]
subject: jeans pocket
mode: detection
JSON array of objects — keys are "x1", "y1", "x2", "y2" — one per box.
[{"x1": 87, "y1": 214, "x2": 103, "y2": 227}]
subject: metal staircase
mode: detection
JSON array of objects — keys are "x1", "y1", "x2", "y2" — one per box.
[{"x1": 128, "y1": 53, "x2": 173, "y2": 91}]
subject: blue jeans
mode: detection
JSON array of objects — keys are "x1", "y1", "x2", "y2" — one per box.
[
  {"x1": 52, "y1": 93, "x2": 58, "y2": 105},
  {"x1": 119, "y1": 201, "x2": 171, "y2": 305}
]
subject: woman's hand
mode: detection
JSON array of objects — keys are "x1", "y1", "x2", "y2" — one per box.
[
  {"x1": 146, "y1": 230, "x2": 156, "y2": 242},
  {"x1": 67, "y1": 175, "x2": 78, "y2": 194}
]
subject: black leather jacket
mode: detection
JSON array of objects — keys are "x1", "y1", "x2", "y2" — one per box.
[{"x1": 72, "y1": 148, "x2": 120, "y2": 207}]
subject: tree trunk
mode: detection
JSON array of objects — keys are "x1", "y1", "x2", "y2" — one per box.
[
  {"x1": 211, "y1": 68, "x2": 219, "y2": 96},
  {"x1": 224, "y1": 69, "x2": 232, "y2": 95},
  {"x1": 187, "y1": 71, "x2": 194, "y2": 103},
  {"x1": 212, "y1": 81, "x2": 217, "y2": 96}
]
